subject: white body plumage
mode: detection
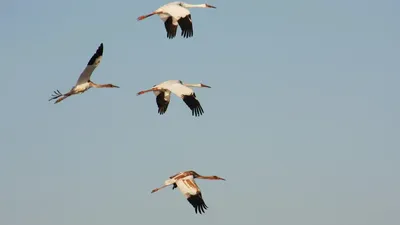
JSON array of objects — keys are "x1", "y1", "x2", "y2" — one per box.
[{"x1": 176, "y1": 176, "x2": 199, "y2": 197}]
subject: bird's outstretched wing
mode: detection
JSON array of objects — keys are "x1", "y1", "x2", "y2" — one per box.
[
  {"x1": 178, "y1": 14, "x2": 193, "y2": 38},
  {"x1": 167, "y1": 83, "x2": 204, "y2": 117},
  {"x1": 153, "y1": 90, "x2": 171, "y2": 115},
  {"x1": 75, "y1": 43, "x2": 103, "y2": 85},
  {"x1": 164, "y1": 16, "x2": 178, "y2": 39},
  {"x1": 187, "y1": 192, "x2": 208, "y2": 214},
  {"x1": 182, "y1": 93, "x2": 204, "y2": 117},
  {"x1": 176, "y1": 177, "x2": 208, "y2": 214}
]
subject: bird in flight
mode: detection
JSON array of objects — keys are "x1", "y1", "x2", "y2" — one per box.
[
  {"x1": 49, "y1": 43, "x2": 119, "y2": 104},
  {"x1": 137, "y1": 2, "x2": 216, "y2": 39},
  {"x1": 151, "y1": 170, "x2": 225, "y2": 214},
  {"x1": 136, "y1": 80, "x2": 211, "y2": 117}
]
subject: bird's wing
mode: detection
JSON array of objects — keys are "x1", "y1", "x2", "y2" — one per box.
[
  {"x1": 75, "y1": 43, "x2": 103, "y2": 85},
  {"x1": 166, "y1": 83, "x2": 204, "y2": 117},
  {"x1": 169, "y1": 172, "x2": 181, "y2": 179},
  {"x1": 178, "y1": 14, "x2": 193, "y2": 38},
  {"x1": 164, "y1": 171, "x2": 186, "y2": 185},
  {"x1": 153, "y1": 90, "x2": 171, "y2": 115},
  {"x1": 164, "y1": 178, "x2": 177, "y2": 186},
  {"x1": 164, "y1": 16, "x2": 178, "y2": 39},
  {"x1": 176, "y1": 176, "x2": 208, "y2": 214}
]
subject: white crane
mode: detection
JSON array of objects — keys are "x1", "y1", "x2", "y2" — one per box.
[
  {"x1": 136, "y1": 80, "x2": 211, "y2": 117},
  {"x1": 48, "y1": 43, "x2": 119, "y2": 104},
  {"x1": 151, "y1": 170, "x2": 225, "y2": 214},
  {"x1": 137, "y1": 2, "x2": 216, "y2": 39}
]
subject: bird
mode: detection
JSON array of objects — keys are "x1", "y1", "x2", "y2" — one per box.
[
  {"x1": 48, "y1": 43, "x2": 119, "y2": 104},
  {"x1": 136, "y1": 80, "x2": 211, "y2": 117},
  {"x1": 137, "y1": 2, "x2": 216, "y2": 39},
  {"x1": 150, "y1": 170, "x2": 225, "y2": 214}
]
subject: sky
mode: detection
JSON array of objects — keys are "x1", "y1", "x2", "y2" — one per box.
[{"x1": 2, "y1": 0, "x2": 399, "y2": 224}]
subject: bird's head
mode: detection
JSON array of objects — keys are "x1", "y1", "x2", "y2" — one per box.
[
  {"x1": 211, "y1": 175, "x2": 225, "y2": 181},
  {"x1": 205, "y1": 4, "x2": 216, "y2": 9},
  {"x1": 200, "y1": 83, "x2": 211, "y2": 88},
  {"x1": 108, "y1": 84, "x2": 120, "y2": 88}
]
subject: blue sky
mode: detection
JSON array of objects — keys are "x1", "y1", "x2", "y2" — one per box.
[{"x1": 2, "y1": 0, "x2": 399, "y2": 224}]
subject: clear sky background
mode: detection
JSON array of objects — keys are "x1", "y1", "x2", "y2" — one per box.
[{"x1": 2, "y1": 0, "x2": 399, "y2": 225}]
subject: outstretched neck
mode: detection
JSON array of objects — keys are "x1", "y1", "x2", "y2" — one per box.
[
  {"x1": 89, "y1": 82, "x2": 119, "y2": 88},
  {"x1": 184, "y1": 83, "x2": 202, "y2": 88},
  {"x1": 183, "y1": 3, "x2": 207, "y2": 8},
  {"x1": 197, "y1": 175, "x2": 217, "y2": 180}
]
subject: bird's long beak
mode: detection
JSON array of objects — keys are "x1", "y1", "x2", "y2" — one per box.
[
  {"x1": 113, "y1": 85, "x2": 120, "y2": 88},
  {"x1": 220, "y1": 177, "x2": 226, "y2": 181},
  {"x1": 206, "y1": 4, "x2": 216, "y2": 9},
  {"x1": 201, "y1": 84, "x2": 211, "y2": 88}
]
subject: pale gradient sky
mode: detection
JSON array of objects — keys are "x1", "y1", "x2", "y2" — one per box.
[{"x1": 2, "y1": 0, "x2": 399, "y2": 225}]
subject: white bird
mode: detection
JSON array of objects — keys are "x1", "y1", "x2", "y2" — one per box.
[
  {"x1": 49, "y1": 43, "x2": 119, "y2": 104},
  {"x1": 136, "y1": 80, "x2": 211, "y2": 117},
  {"x1": 137, "y1": 2, "x2": 216, "y2": 39},
  {"x1": 150, "y1": 170, "x2": 225, "y2": 214}
]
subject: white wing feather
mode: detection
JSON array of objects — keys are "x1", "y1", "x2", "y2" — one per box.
[
  {"x1": 175, "y1": 175, "x2": 199, "y2": 197},
  {"x1": 163, "y1": 171, "x2": 184, "y2": 185},
  {"x1": 76, "y1": 62, "x2": 101, "y2": 85},
  {"x1": 164, "y1": 178, "x2": 176, "y2": 186},
  {"x1": 75, "y1": 44, "x2": 103, "y2": 85}
]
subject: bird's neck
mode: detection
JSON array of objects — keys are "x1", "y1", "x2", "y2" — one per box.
[
  {"x1": 184, "y1": 3, "x2": 206, "y2": 8},
  {"x1": 184, "y1": 83, "x2": 201, "y2": 88},
  {"x1": 196, "y1": 175, "x2": 216, "y2": 180}
]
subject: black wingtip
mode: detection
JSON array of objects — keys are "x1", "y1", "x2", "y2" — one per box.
[
  {"x1": 97, "y1": 43, "x2": 104, "y2": 55},
  {"x1": 182, "y1": 94, "x2": 204, "y2": 117},
  {"x1": 87, "y1": 43, "x2": 103, "y2": 65},
  {"x1": 187, "y1": 194, "x2": 208, "y2": 214},
  {"x1": 178, "y1": 15, "x2": 193, "y2": 39},
  {"x1": 156, "y1": 92, "x2": 170, "y2": 115}
]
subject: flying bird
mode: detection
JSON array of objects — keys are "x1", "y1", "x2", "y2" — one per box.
[
  {"x1": 48, "y1": 43, "x2": 119, "y2": 104},
  {"x1": 136, "y1": 80, "x2": 211, "y2": 117},
  {"x1": 151, "y1": 170, "x2": 225, "y2": 214},
  {"x1": 137, "y1": 2, "x2": 216, "y2": 39}
]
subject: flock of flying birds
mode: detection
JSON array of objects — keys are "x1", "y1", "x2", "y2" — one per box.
[{"x1": 49, "y1": 2, "x2": 224, "y2": 215}]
